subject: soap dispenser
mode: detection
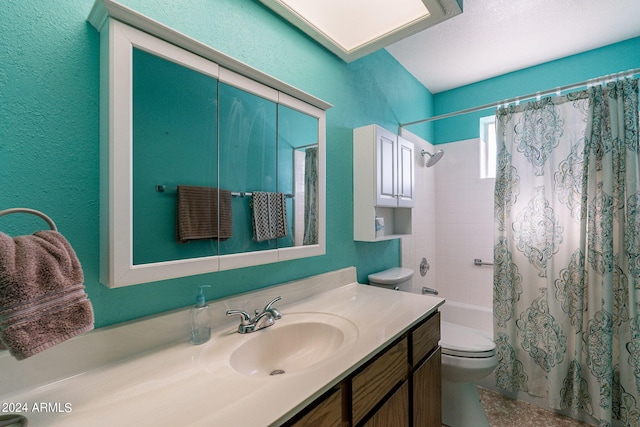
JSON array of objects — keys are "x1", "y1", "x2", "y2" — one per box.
[{"x1": 190, "y1": 285, "x2": 212, "y2": 345}]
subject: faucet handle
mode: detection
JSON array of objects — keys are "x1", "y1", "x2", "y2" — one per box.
[
  {"x1": 263, "y1": 296, "x2": 283, "y2": 319},
  {"x1": 226, "y1": 309, "x2": 252, "y2": 325},
  {"x1": 263, "y1": 296, "x2": 281, "y2": 310}
]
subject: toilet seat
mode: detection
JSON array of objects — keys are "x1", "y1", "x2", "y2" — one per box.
[{"x1": 440, "y1": 321, "x2": 495, "y2": 358}]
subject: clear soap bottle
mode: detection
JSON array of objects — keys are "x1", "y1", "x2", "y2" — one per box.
[{"x1": 190, "y1": 285, "x2": 212, "y2": 345}]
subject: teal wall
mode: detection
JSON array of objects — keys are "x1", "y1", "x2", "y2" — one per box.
[
  {"x1": 0, "y1": 0, "x2": 434, "y2": 328},
  {"x1": 431, "y1": 37, "x2": 640, "y2": 144}
]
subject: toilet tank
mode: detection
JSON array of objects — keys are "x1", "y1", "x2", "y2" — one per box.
[{"x1": 367, "y1": 267, "x2": 414, "y2": 292}]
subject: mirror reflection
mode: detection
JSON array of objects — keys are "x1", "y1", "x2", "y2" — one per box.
[
  {"x1": 132, "y1": 48, "x2": 219, "y2": 265},
  {"x1": 218, "y1": 82, "x2": 277, "y2": 255},
  {"x1": 277, "y1": 105, "x2": 319, "y2": 247},
  {"x1": 131, "y1": 48, "x2": 320, "y2": 267}
]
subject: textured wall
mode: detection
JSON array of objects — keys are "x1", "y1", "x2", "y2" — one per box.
[{"x1": 1, "y1": 0, "x2": 434, "y2": 328}]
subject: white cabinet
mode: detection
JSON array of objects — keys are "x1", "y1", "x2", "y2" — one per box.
[
  {"x1": 372, "y1": 126, "x2": 414, "y2": 208},
  {"x1": 397, "y1": 137, "x2": 415, "y2": 208},
  {"x1": 353, "y1": 125, "x2": 414, "y2": 241}
]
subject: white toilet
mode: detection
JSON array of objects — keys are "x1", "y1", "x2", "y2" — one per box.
[{"x1": 368, "y1": 268, "x2": 497, "y2": 427}]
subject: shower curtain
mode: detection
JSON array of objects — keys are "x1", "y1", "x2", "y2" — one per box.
[
  {"x1": 493, "y1": 79, "x2": 640, "y2": 426},
  {"x1": 302, "y1": 146, "x2": 318, "y2": 245}
]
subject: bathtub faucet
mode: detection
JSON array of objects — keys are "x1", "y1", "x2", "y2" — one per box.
[{"x1": 422, "y1": 287, "x2": 439, "y2": 295}]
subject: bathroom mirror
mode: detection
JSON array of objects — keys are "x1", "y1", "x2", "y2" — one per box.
[
  {"x1": 94, "y1": 15, "x2": 327, "y2": 287},
  {"x1": 277, "y1": 105, "x2": 320, "y2": 248},
  {"x1": 218, "y1": 80, "x2": 278, "y2": 257},
  {"x1": 132, "y1": 47, "x2": 219, "y2": 265}
]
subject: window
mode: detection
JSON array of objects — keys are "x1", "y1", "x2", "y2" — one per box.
[{"x1": 480, "y1": 115, "x2": 496, "y2": 179}]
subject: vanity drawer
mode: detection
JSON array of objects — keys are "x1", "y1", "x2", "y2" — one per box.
[
  {"x1": 411, "y1": 311, "x2": 440, "y2": 365},
  {"x1": 352, "y1": 337, "x2": 408, "y2": 425}
]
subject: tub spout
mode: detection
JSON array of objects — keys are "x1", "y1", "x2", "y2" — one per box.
[{"x1": 422, "y1": 287, "x2": 438, "y2": 295}]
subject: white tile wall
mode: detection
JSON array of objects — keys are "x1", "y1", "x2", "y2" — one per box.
[
  {"x1": 399, "y1": 131, "x2": 437, "y2": 295},
  {"x1": 401, "y1": 137, "x2": 495, "y2": 309}
]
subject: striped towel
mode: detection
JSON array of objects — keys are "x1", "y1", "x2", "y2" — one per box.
[
  {"x1": 251, "y1": 192, "x2": 288, "y2": 242},
  {"x1": 176, "y1": 186, "x2": 233, "y2": 242}
]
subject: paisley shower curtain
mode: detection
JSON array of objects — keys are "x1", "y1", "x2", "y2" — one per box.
[
  {"x1": 302, "y1": 146, "x2": 318, "y2": 245},
  {"x1": 493, "y1": 79, "x2": 640, "y2": 426}
]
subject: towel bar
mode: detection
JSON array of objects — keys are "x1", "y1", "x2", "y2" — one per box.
[
  {"x1": 231, "y1": 191, "x2": 295, "y2": 199},
  {"x1": 473, "y1": 258, "x2": 493, "y2": 266},
  {"x1": 0, "y1": 208, "x2": 58, "y2": 231},
  {"x1": 155, "y1": 185, "x2": 294, "y2": 198}
]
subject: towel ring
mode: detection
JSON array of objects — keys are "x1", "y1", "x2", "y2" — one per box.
[{"x1": 0, "y1": 208, "x2": 58, "y2": 231}]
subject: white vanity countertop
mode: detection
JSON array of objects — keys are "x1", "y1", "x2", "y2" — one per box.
[{"x1": 1, "y1": 277, "x2": 443, "y2": 426}]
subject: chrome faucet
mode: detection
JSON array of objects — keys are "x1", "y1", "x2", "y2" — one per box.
[
  {"x1": 422, "y1": 287, "x2": 439, "y2": 295},
  {"x1": 226, "y1": 296, "x2": 283, "y2": 333}
]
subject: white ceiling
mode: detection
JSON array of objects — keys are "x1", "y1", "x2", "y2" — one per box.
[{"x1": 385, "y1": 0, "x2": 640, "y2": 93}]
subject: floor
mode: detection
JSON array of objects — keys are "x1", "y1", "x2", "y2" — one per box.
[{"x1": 476, "y1": 387, "x2": 592, "y2": 427}]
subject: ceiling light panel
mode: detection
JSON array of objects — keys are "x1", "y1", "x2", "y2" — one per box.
[
  {"x1": 259, "y1": 0, "x2": 462, "y2": 62},
  {"x1": 279, "y1": 0, "x2": 429, "y2": 51}
]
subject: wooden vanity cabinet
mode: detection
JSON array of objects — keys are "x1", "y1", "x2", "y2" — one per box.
[
  {"x1": 412, "y1": 312, "x2": 440, "y2": 363},
  {"x1": 352, "y1": 337, "x2": 408, "y2": 425},
  {"x1": 411, "y1": 312, "x2": 442, "y2": 427},
  {"x1": 363, "y1": 382, "x2": 409, "y2": 427},
  {"x1": 284, "y1": 311, "x2": 440, "y2": 427},
  {"x1": 287, "y1": 385, "x2": 345, "y2": 427},
  {"x1": 412, "y1": 348, "x2": 441, "y2": 427}
]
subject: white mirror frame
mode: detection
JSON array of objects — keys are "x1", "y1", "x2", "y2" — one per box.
[{"x1": 90, "y1": 2, "x2": 328, "y2": 288}]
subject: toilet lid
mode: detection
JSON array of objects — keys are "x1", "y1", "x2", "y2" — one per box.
[
  {"x1": 367, "y1": 267, "x2": 414, "y2": 285},
  {"x1": 439, "y1": 321, "x2": 496, "y2": 358}
]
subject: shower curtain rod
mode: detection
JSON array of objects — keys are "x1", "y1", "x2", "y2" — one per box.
[{"x1": 399, "y1": 67, "x2": 640, "y2": 129}]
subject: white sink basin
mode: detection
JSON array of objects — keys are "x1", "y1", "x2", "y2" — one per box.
[{"x1": 228, "y1": 312, "x2": 358, "y2": 376}]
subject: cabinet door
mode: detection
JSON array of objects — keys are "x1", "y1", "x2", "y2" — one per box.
[
  {"x1": 363, "y1": 382, "x2": 409, "y2": 427},
  {"x1": 396, "y1": 136, "x2": 414, "y2": 208},
  {"x1": 291, "y1": 386, "x2": 343, "y2": 427},
  {"x1": 352, "y1": 338, "x2": 408, "y2": 424},
  {"x1": 413, "y1": 348, "x2": 442, "y2": 427},
  {"x1": 218, "y1": 81, "x2": 277, "y2": 256},
  {"x1": 375, "y1": 126, "x2": 398, "y2": 207}
]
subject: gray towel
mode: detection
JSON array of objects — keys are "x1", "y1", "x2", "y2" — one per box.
[
  {"x1": 0, "y1": 230, "x2": 94, "y2": 360},
  {"x1": 251, "y1": 192, "x2": 288, "y2": 242},
  {"x1": 176, "y1": 186, "x2": 233, "y2": 242}
]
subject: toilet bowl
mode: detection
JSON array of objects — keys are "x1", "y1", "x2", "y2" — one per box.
[
  {"x1": 440, "y1": 321, "x2": 497, "y2": 381},
  {"x1": 440, "y1": 321, "x2": 497, "y2": 427},
  {"x1": 367, "y1": 268, "x2": 497, "y2": 427}
]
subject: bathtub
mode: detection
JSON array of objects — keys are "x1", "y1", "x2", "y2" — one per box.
[{"x1": 438, "y1": 299, "x2": 493, "y2": 339}]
